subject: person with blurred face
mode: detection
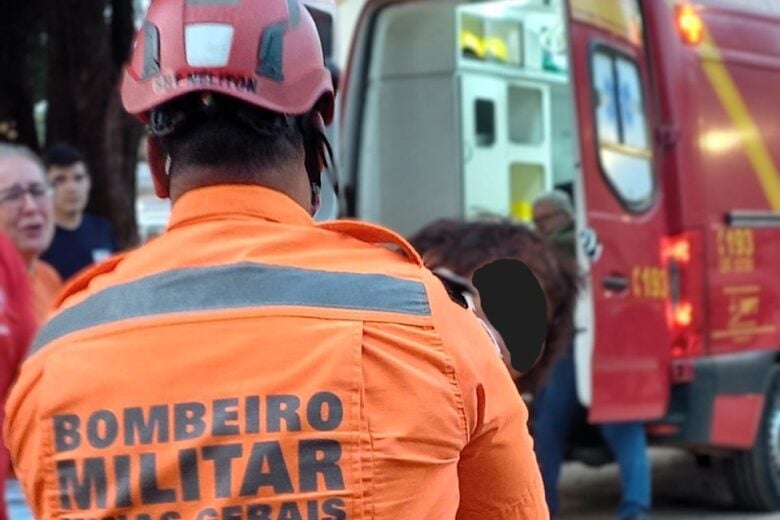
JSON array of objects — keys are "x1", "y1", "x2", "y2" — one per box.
[
  {"x1": 41, "y1": 144, "x2": 118, "y2": 281},
  {"x1": 409, "y1": 218, "x2": 578, "y2": 394},
  {"x1": 0, "y1": 144, "x2": 62, "y2": 323}
]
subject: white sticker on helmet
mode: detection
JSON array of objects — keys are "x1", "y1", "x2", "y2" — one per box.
[{"x1": 185, "y1": 24, "x2": 235, "y2": 67}]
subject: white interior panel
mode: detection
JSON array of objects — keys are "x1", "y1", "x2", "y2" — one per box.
[
  {"x1": 357, "y1": 76, "x2": 462, "y2": 236},
  {"x1": 368, "y1": 2, "x2": 457, "y2": 80}
]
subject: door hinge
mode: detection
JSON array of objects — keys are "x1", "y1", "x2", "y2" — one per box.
[{"x1": 655, "y1": 124, "x2": 681, "y2": 147}]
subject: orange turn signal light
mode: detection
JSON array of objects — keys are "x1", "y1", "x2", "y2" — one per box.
[
  {"x1": 662, "y1": 237, "x2": 691, "y2": 263},
  {"x1": 676, "y1": 3, "x2": 704, "y2": 45}
]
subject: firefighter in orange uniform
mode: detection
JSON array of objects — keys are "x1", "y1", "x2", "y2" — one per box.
[{"x1": 3, "y1": 0, "x2": 547, "y2": 519}]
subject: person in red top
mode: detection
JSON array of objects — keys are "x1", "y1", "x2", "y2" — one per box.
[{"x1": 0, "y1": 231, "x2": 36, "y2": 520}]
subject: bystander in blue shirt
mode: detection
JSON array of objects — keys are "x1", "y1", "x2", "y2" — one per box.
[{"x1": 41, "y1": 213, "x2": 118, "y2": 281}]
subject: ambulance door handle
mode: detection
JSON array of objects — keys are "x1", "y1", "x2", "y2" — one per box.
[{"x1": 602, "y1": 274, "x2": 629, "y2": 293}]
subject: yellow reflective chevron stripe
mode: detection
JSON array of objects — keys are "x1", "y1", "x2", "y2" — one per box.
[{"x1": 698, "y1": 28, "x2": 780, "y2": 211}]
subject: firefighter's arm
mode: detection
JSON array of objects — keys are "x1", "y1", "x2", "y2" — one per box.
[
  {"x1": 4, "y1": 355, "x2": 46, "y2": 519},
  {"x1": 425, "y1": 272, "x2": 548, "y2": 519}
]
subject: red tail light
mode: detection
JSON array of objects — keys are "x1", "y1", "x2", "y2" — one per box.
[
  {"x1": 672, "y1": 301, "x2": 693, "y2": 328},
  {"x1": 662, "y1": 236, "x2": 690, "y2": 264},
  {"x1": 662, "y1": 232, "x2": 704, "y2": 358}
]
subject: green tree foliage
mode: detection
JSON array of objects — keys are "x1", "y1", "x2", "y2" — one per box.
[
  {"x1": 0, "y1": 0, "x2": 46, "y2": 150},
  {"x1": 1, "y1": 0, "x2": 144, "y2": 247}
]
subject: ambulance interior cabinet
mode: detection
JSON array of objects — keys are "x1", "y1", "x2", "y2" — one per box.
[{"x1": 355, "y1": 0, "x2": 561, "y2": 235}]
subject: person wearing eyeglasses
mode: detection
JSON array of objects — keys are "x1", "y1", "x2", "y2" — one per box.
[
  {"x1": 0, "y1": 144, "x2": 56, "y2": 520},
  {"x1": 0, "y1": 144, "x2": 62, "y2": 324},
  {"x1": 532, "y1": 190, "x2": 577, "y2": 261}
]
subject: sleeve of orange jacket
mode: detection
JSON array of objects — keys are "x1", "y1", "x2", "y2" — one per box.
[
  {"x1": 424, "y1": 271, "x2": 548, "y2": 519},
  {"x1": 4, "y1": 353, "x2": 46, "y2": 519}
]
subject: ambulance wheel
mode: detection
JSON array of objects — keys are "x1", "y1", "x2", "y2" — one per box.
[{"x1": 725, "y1": 371, "x2": 780, "y2": 511}]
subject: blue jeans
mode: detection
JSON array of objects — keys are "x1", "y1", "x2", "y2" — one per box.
[
  {"x1": 5, "y1": 479, "x2": 33, "y2": 520},
  {"x1": 533, "y1": 351, "x2": 651, "y2": 519}
]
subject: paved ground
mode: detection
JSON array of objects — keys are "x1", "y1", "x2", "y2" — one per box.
[{"x1": 558, "y1": 448, "x2": 780, "y2": 519}]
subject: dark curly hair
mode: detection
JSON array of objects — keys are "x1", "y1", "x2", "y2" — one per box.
[{"x1": 409, "y1": 218, "x2": 580, "y2": 394}]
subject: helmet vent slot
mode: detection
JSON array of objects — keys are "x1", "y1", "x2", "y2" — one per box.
[{"x1": 141, "y1": 22, "x2": 161, "y2": 79}]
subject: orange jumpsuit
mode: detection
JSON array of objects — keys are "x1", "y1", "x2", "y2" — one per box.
[
  {"x1": 30, "y1": 259, "x2": 63, "y2": 324},
  {"x1": 5, "y1": 185, "x2": 547, "y2": 520}
]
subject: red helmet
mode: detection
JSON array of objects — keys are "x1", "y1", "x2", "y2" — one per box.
[{"x1": 121, "y1": 0, "x2": 334, "y2": 124}]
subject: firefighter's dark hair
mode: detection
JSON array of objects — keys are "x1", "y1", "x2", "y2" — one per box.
[{"x1": 153, "y1": 93, "x2": 304, "y2": 180}]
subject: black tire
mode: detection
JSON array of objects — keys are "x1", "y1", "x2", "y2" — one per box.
[{"x1": 725, "y1": 370, "x2": 780, "y2": 511}]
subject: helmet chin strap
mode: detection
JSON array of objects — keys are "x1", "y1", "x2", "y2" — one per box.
[
  {"x1": 301, "y1": 109, "x2": 336, "y2": 217},
  {"x1": 310, "y1": 183, "x2": 321, "y2": 216},
  {"x1": 146, "y1": 136, "x2": 170, "y2": 199}
]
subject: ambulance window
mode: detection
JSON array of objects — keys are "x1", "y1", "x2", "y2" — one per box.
[
  {"x1": 508, "y1": 85, "x2": 544, "y2": 145},
  {"x1": 616, "y1": 58, "x2": 649, "y2": 149},
  {"x1": 591, "y1": 48, "x2": 654, "y2": 211},
  {"x1": 475, "y1": 99, "x2": 496, "y2": 147},
  {"x1": 593, "y1": 54, "x2": 619, "y2": 143}
]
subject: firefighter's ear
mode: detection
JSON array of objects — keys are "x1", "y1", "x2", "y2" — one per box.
[
  {"x1": 325, "y1": 60, "x2": 341, "y2": 98},
  {"x1": 145, "y1": 136, "x2": 170, "y2": 199},
  {"x1": 310, "y1": 183, "x2": 321, "y2": 216},
  {"x1": 472, "y1": 258, "x2": 547, "y2": 373},
  {"x1": 311, "y1": 113, "x2": 327, "y2": 172}
]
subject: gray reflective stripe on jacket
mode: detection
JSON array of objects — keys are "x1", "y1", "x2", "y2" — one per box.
[{"x1": 32, "y1": 261, "x2": 431, "y2": 353}]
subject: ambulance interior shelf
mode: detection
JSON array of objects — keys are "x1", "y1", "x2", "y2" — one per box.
[
  {"x1": 457, "y1": 0, "x2": 569, "y2": 77},
  {"x1": 353, "y1": 0, "x2": 578, "y2": 235},
  {"x1": 457, "y1": 0, "x2": 572, "y2": 222}
]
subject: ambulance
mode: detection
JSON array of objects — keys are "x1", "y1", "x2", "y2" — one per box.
[{"x1": 298, "y1": 0, "x2": 780, "y2": 510}]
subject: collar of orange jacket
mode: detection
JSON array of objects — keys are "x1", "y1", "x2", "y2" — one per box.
[{"x1": 168, "y1": 184, "x2": 315, "y2": 230}]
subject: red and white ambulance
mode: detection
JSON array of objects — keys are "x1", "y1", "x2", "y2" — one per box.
[{"x1": 315, "y1": 0, "x2": 780, "y2": 509}]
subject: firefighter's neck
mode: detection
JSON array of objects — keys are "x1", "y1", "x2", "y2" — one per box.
[{"x1": 169, "y1": 162, "x2": 313, "y2": 214}]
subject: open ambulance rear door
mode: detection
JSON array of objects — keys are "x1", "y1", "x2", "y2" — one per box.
[
  {"x1": 339, "y1": 0, "x2": 672, "y2": 422},
  {"x1": 566, "y1": 0, "x2": 673, "y2": 421}
]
